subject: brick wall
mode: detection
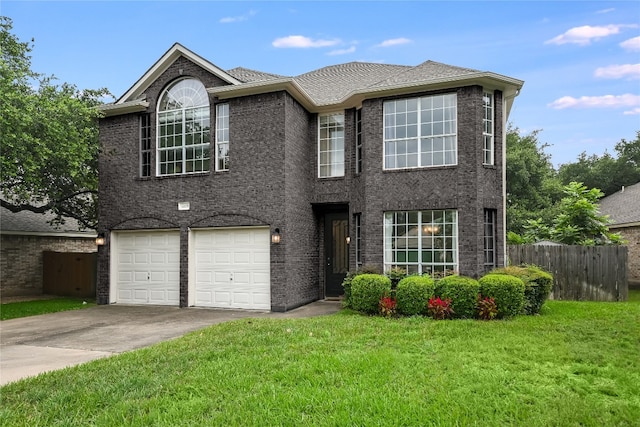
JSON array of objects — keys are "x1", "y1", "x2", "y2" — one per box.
[
  {"x1": 1, "y1": 235, "x2": 96, "y2": 297},
  {"x1": 615, "y1": 226, "x2": 640, "y2": 283}
]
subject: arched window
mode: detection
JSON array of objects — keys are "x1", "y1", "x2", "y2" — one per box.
[{"x1": 157, "y1": 78, "x2": 210, "y2": 175}]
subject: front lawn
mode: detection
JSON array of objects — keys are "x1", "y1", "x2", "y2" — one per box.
[
  {"x1": 1, "y1": 298, "x2": 639, "y2": 426},
  {"x1": 0, "y1": 298, "x2": 95, "y2": 321}
]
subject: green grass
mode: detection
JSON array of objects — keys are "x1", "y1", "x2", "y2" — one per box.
[
  {"x1": 0, "y1": 298, "x2": 96, "y2": 320},
  {"x1": 1, "y1": 299, "x2": 639, "y2": 426}
]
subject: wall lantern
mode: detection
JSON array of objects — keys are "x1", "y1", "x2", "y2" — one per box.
[
  {"x1": 95, "y1": 233, "x2": 106, "y2": 246},
  {"x1": 345, "y1": 236, "x2": 351, "y2": 244},
  {"x1": 271, "y1": 228, "x2": 281, "y2": 244}
]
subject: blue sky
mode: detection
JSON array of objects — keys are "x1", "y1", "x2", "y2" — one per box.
[{"x1": 3, "y1": 1, "x2": 639, "y2": 166}]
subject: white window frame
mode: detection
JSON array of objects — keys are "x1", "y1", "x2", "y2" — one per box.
[
  {"x1": 215, "y1": 103, "x2": 229, "y2": 172},
  {"x1": 483, "y1": 91, "x2": 494, "y2": 165},
  {"x1": 483, "y1": 208, "x2": 497, "y2": 271},
  {"x1": 156, "y1": 78, "x2": 210, "y2": 176},
  {"x1": 318, "y1": 112, "x2": 345, "y2": 178},
  {"x1": 384, "y1": 210, "x2": 458, "y2": 275},
  {"x1": 383, "y1": 94, "x2": 457, "y2": 170}
]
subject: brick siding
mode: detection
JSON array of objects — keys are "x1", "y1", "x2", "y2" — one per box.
[{"x1": 1, "y1": 235, "x2": 96, "y2": 297}]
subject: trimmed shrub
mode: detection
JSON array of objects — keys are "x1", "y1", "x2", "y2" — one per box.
[
  {"x1": 351, "y1": 274, "x2": 392, "y2": 314},
  {"x1": 478, "y1": 274, "x2": 525, "y2": 318},
  {"x1": 395, "y1": 275, "x2": 435, "y2": 316},
  {"x1": 341, "y1": 265, "x2": 384, "y2": 309},
  {"x1": 436, "y1": 275, "x2": 480, "y2": 319},
  {"x1": 491, "y1": 265, "x2": 553, "y2": 315}
]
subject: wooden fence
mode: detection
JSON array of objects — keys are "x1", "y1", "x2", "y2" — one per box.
[
  {"x1": 43, "y1": 251, "x2": 97, "y2": 298},
  {"x1": 507, "y1": 245, "x2": 628, "y2": 301}
]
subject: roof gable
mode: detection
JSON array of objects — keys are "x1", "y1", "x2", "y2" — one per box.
[{"x1": 116, "y1": 43, "x2": 241, "y2": 104}]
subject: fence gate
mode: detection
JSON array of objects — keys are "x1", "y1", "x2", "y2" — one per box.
[{"x1": 43, "y1": 251, "x2": 97, "y2": 298}]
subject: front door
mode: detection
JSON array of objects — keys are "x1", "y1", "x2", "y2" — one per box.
[{"x1": 325, "y1": 212, "x2": 349, "y2": 297}]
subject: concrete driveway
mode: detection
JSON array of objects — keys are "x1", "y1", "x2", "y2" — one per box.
[{"x1": 0, "y1": 301, "x2": 340, "y2": 386}]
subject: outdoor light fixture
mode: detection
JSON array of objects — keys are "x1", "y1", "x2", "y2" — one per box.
[
  {"x1": 95, "y1": 233, "x2": 106, "y2": 246},
  {"x1": 271, "y1": 228, "x2": 281, "y2": 244},
  {"x1": 346, "y1": 236, "x2": 351, "y2": 244}
]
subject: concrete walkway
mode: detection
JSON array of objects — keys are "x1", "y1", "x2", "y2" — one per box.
[{"x1": 0, "y1": 300, "x2": 341, "y2": 386}]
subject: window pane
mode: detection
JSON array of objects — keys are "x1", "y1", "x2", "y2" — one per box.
[{"x1": 319, "y1": 112, "x2": 345, "y2": 178}]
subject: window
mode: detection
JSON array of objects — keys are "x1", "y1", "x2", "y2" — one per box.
[
  {"x1": 384, "y1": 94, "x2": 457, "y2": 169},
  {"x1": 140, "y1": 113, "x2": 152, "y2": 177},
  {"x1": 157, "y1": 78, "x2": 210, "y2": 176},
  {"x1": 215, "y1": 103, "x2": 229, "y2": 171},
  {"x1": 483, "y1": 91, "x2": 494, "y2": 165},
  {"x1": 355, "y1": 213, "x2": 362, "y2": 265},
  {"x1": 318, "y1": 113, "x2": 345, "y2": 178},
  {"x1": 355, "y1": 109, "x2": 362, "y2": 174},
  {"x1": 483, "y1": 209, "x2": 497, "y2": 271},
  {"x1": 384, "y1": 210, "x2": 458, "y2": 275}
]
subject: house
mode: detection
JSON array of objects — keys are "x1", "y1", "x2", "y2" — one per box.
[
  {"x1": 97, "y1": 43, "x2": 523, "y2": 311},
  {"x1": 599, "y1": 182, "x2": 640, "y2": 287},
  {"x1": 0, "y1": 207, "x2": 97, "y2": 297}
]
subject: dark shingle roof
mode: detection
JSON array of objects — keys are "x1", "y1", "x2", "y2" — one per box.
[
  {"x1": 0, "y1": 207, "x2": 95, "y2": 236},
  {"x1": 293, "y1": 62, "x2": 412, "y2": 105},
  {"x1": 598, "y1": 182, "x2": 640, "y2": 226},
  {"x1": 226, "y1": 67, "x2": 288, "y2": 83}
]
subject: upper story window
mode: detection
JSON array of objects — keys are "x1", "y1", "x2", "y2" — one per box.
[
  {"x1": 355, "y1": 109, "x2": 362, "y2": 174},
  {"x1": 157, "y1": 78, "x2": 210, "y2": 176},
  {"x1": 384, "y1": 94, "x2": 457, "y2": 170},
  {"x1": 483, "y1": 91, "x2": 494, "y2": 165},
  {"x1": 318, "y1": 112, "x2": 345, "y2": 178},
  {"x1": 140, "y1": 113, "x2": 152, "y2": 177},
  {"x1": 215, "y1": 103, "x2": 229, "y2": 171}
]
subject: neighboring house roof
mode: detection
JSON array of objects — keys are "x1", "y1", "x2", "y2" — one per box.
[
  {"x1": 598, "y1": 182, "x2": 640, "y2": 228},
  {"x1": 0, "y1": 207, "x2": 96, "y2": 238},
  {"x1": 102, "y1": 42, "x2": 524, "y2": 117}
]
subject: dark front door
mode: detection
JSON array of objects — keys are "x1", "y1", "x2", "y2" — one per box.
[{"x1": 325, "y1": 212, "x2": 349, "y2": 297}]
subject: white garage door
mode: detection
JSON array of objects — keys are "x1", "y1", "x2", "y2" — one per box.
[
  {"x1": 193, "y1": 227, "x2": 270, "y2": 310},
  {"x1": 113, "y1": 231, "x2": 180, "y2": 305}
]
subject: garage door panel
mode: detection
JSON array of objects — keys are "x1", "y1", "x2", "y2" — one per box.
[
  {"x1": 194, "y1": 228, "x2": 270, "y2": 310},
  {"x1": 115, "y1": 230, "x2": 180, "y2": 306}
]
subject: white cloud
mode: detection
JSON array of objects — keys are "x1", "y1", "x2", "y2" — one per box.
[
  {"x1": 327, "y1": 46, "x2": 356, "y2": 56},
  {"x1": 623, "y1": 107, "x2": 640, "y2": 115},
  {"x1": 596, "y1": 8, "x2": 615, "y2": 14},
  {"x1": 594, "y1": 63, "x2": 640, "y2": 79},
  {"x1": 545, "y1": 24, "x2": 637, "y2": 46},
  {"x1": 219, "y1": 10, "x2": 257, "y2": 24},
  {"x1": 375, "y1": 37, "x2": 412, "y2": 48},
  {"x1": 548, "y1": 94, "x2": 640, "y2": 109},
  {"x1": 620, "y1": 36, "x2": 640, "y2": 51},
  {"x1": 272, "y1": 35, "x2": 340, "y2": 48}
]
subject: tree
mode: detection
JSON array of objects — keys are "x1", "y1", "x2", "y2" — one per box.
[
  {"x1": 506, "y1": 125, "x2": 562, "y2": 234},
  {"x1": 558, "y1": 132, "x2": 640, "y2": 197},
  {"x1": 511, "y1": 182, "x2": 622, "y2": 245},
  {"x1": 0, "y1": 17, "x2": 109, "y2": 229}
]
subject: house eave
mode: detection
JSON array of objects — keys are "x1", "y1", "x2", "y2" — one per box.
[
  {"x1": 1, "y1": 230, "x2": 97, "y2": 238},
  {"x1": 208, "y1": 78, "x2": 317, "y2": 112},
  {"x1": 208, "y1": 72, "x2": 524, "y2": 115},
  {"x1": 99, "y1": 100, "x2": 150, "y2": 117}
]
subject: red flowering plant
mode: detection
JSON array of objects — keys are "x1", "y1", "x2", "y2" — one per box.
[
  {"x1": 477, "y1": 296, "x2": 498, "y2": 320},
  {"x1": 427, "y1": 297, "x2": 454, "y2": 320},
  {"x1": 379, "y1": 295, "x2": 397, "y2": 318}
]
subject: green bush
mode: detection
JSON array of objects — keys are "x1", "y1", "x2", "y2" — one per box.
[
  {"x1": 342, "y1": 265, "x2": 384, "y2": 309},
  {"x1": 436, "y1": 275, "x2": 481, "y2": 319},
  {"x1": 478, "y1": 274, "x2": 525, "y2": 318},
  {"x1": 491, "y1": 265, "x2": 553, "y2": 315},
  {"x1": 395, "y1": 275, "x2": 435, "y2": 316},
  {"x1": 350, "y1": 274, "x2": 392, "y2": 314}
]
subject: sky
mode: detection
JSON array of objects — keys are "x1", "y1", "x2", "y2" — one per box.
[{"x1": 3, "y1": 0, "x2": 639, "y2": 166}]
